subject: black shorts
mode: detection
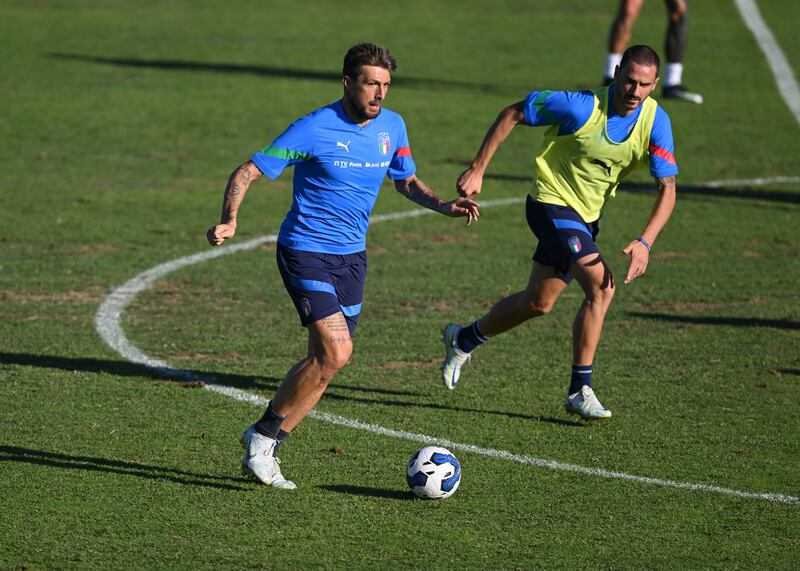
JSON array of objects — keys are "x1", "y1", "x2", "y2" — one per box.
[
  {"x1": 525, "y1": 196, "x2": 600, "y2": 283},
  {"x1": 276, "y1": 245, "x2": 367, "y2": 336}
]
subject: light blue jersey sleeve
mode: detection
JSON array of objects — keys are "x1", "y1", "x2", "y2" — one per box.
[
  {"x1": 648, "y1": 106, "x2": 678, "y2": 178},
  {"x1": 522, "y1": 90, "x2": 595, "y2": 135},
  {"x1": 251, "y1": 114, "x2": 315, "y2": 180},
  {"x1": 386, "y1": 117, "x2": 416, "y2": 180}
]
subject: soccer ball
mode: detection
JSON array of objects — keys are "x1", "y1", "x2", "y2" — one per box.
[{"x1": 406, "y1": 446, "x2": 461, "y2": 499}]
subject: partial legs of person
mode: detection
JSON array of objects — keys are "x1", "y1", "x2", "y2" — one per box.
[
  {"x1": 604, "y1": 0, "x2": 645, "y2": 84},
  {"x1": 443, "y1": 253, "x2": 614, "y2": 418},
  {"x1": 442, "y1": 261, "x2": 568, "y2": 389},
  {"x1": 661, "y1": 0, "x2": 703, "y2": 103},
  {"x1": 242, "y1": 312, "x2": 352, "y2": 488},
  {"x1": 563, "y1": 254, "x2": 615, "y2": 419}
]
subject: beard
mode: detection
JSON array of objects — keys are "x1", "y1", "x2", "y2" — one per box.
[{"x1": 344, "y1": 93, "x2": 382, "y2": 123}]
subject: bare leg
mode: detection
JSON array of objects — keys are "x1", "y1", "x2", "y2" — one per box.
[
  {"x1": 270, "y1": 312, "x2": 352, "y2": 432},
  {"x1": 568, "y1": 255, "x2": 616, "y2": 366},
  {"x1": 608, "y1": 0, "x2": 645, "y2": 54},
  {"x1": 476, "y1": 261, "x2": 569, "y2": 338}
]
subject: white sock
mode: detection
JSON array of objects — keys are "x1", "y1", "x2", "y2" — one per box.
[
  {"x1": 663, "y1": 63, "x2": 683, "y2": 88},
  {"x1": 604, "y1": 53, "x2": 622, "y2": 79}
]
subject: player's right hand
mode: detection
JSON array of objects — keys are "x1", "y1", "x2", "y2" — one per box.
[
  {"x1": 207, "y1": 223, "x2": 236, "y2": 246},
  {"x1": 456, "y1": 167, "x2": 484, "y2": 198}
]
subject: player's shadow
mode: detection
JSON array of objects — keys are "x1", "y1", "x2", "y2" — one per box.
[
  {"x1": 46, "y1": 53, "x2": 520, "y2": 95},
  {"x1": 318, "y1": 484, "x2": 415, "y2": 500},
  {"x1": 0, "y1": 352, "x2": 584, "y2": 427},
  {"x1": 0, "y1": 445, "x2": 249, "y2": 491},
  {"x1": 627, "y1": 312, "x2": 800, "y2": 331},
  {"x1": 476, "y1": 171, "x2": 800, "y2": 205},
  {"x1": 319, "y1": 389, "x2": 585, "y2": 427},
  {"x1": 0, "y1": 351, "x2": 283, "y2": 390}
]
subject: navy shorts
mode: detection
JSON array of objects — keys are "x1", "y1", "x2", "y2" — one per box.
[
  {"x1": 525, "y1": 196, "x2": 600, "y2": 283},
  {"x1": 276, "y1": 245, "x2": 366, "y2": 336}
]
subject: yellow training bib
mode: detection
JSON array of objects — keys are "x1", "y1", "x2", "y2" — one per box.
[{"x1": 532, "y1": 87, "x2": 656, "y2": 222}]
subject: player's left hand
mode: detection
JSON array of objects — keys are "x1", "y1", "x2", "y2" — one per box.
[
  {"x1": 622, "y1": 239, "x2": 650, "y2": 284},
  {"x1": 445, "y1": 197, "x2": 480, "y2": 226}
]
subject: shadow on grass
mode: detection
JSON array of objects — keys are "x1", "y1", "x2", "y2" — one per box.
[
  {"x1": 46, "y1": 53, "x2": 522, "y2": 95},
  {"x1": 777, "y1": 369, "x2": 800, "y2": 376},
  {"x1": 478, "y1": 172, "x2": 800, "y2": 205},
  {"x1": 627, "y1": 312, "x2": 800, "y2": 331},
  {"x1": 1, "y1": 352, "x2": 583, "y2": 427},
  {"x1": 0, "y1": 445, "x2": 249, "y2": 491},
  {"x1": 319, "y1": 484, "x2": 415, "y2": 500}
]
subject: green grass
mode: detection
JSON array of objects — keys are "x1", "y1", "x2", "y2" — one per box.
[{"x1": 2, "y1": 0, "x2": 799, "y2": 569}]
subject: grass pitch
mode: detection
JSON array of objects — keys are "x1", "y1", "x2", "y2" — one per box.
[{"x1": 1, "y1": 0, "x2": 799, "y2": 568}]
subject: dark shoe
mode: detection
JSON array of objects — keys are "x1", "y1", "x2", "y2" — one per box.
[{"x1": 662, "y1": 85, "x2": 703, "y2": 104}]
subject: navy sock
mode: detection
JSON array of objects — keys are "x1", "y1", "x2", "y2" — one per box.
[
  {"x1": 254, "y1": 402, "x2": 286, "y2": 439},
  {"x1": 455, "y1": 321, "x2": 489, "y2": 354},
  {"x1": 569, "y1": 364, "x2": 593, "y2": 395},
  {"x1": 274, "y1": 429, "x2": 290, "y2": 454}
]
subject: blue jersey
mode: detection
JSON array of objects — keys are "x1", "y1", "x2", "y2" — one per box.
[
  {"x1": 522, "y1": 86, "x2": 678, "y2": 178},
  {"x1": 251, "y1": 100, "x2": 417, "y2": 255}
]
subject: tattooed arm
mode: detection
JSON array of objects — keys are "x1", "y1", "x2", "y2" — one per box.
[
  {"x1": 207, "y1": 161, "x2": 263, "y2": 246},
  {"x1": 394, "y1": 175, "x2": 480, "y2": 225},
  {"x1": 622, "y1": 175, "x2": 677, "y2": 284}
]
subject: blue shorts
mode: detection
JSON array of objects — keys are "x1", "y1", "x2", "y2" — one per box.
[
  {"x1": 276, "y1": 245, "x2": 366, "y2": 336},
  {"x1": 525, "y1": 196, "x2": 600, "y2": 283}
]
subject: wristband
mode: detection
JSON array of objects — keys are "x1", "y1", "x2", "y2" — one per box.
[{"x1": 636, "y1": 236, "x2": 651, "y2": 251}]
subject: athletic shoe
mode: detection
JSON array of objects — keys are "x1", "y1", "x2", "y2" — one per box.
[
  {"x1": 442, "y1": 323, "x2": 470, "y2": 390},
  {"x1": 564, "y1": 386, "x2": 612, "y2": 419},
  {"x1": 240, "y1": 424, "x2": 297, "y2": 489},
  {"x1": 662, "y1": 85, "x2": 703, "y2": 104}
]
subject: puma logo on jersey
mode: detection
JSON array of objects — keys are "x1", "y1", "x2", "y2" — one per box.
[
  {"x1": 336, "y1": 140, "x2": 351, "y2": 152},
  {"x1": 591, "y1": 159, "x2": 613, "y2": 177}
]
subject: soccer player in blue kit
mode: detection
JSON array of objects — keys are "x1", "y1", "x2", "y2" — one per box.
[
  {"x1": 207, "y1": 43, "x2": 479, "y2": 489},
  {"x1": 442, "y1": 45, "x2": 677, "y2": 419}
]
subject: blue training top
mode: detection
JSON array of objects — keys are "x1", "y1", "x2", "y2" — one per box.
[
  {"x1": 251, "y1": 100, "x2": 417, "y2": 255},
  {"x1": 522, "y1": 86, "x2": 678, "y2": 178}
]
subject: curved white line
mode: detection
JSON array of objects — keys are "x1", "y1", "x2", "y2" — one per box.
[
  {"x1": 95, "y1": 195, "x2": 799, "y2": 505},
  {"x1": 734, "y1": 0, "x2": 800, "y2": 127}
]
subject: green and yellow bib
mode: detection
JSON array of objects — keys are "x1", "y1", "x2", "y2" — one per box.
[{"x1": 532, "y1": 87, "x2": 656, "y2": 222}]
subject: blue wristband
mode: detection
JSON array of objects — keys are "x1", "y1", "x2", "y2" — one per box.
[{"x1": 636, "y1": 236, "x2": 651, "y2": 251}]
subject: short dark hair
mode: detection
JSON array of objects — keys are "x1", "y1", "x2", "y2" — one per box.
[
  {"x1": 342, "y1": 43, "x2": 397, "y2": 79},
  {"x1": 620, "y1": 45, "x2": 661, "y2": 75}
]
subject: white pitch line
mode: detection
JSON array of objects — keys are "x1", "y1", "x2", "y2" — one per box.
[
  {"x1": 95, "y1": 194, "x2": 799, "y2": 505},
  {"x1": 734, "y1": 0, "x2": 800, "y2": 127},
  {"x1": 697, "y1": 175, "x2": 800, "y2": 188}
]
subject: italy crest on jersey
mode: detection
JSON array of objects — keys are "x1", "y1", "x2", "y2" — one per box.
[
  {"x1": 568, "y1": 235, "x2": 582, "y2": 254},
  {"x1": 378, "y1": 132, "x2": 390, "y2": 156}
]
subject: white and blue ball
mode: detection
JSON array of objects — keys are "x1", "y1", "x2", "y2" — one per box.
[{"x1": 406, "y1": 446, "x2": 461, "y2": 499}]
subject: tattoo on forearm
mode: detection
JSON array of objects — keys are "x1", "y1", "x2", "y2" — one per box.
[
  {"x1": 395, "y1": 178, "x2": 444, "y2": 211},
  {"x1": 221, "y1": 163, "x2": 257, "y2": 222},
  {"x1": 656, "y1": 175, "x2": 676, "y2": 192}
]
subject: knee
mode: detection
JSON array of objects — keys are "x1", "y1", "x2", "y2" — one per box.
[
  {"x1": 586, "y1": 281, "x2": 616, "y2": 311},
  {"x1": 315, "y1": 343, "x2": 353, "y2": 379},
  {"x1": 619, "y1": 0, "x2": 643, "y2": 24},
  {"x1": 527, "y1": 297, "x2": 556, "y2": 317},
  {"x1": 668, "y1": 0, "x2": 688, "y2": 20}
]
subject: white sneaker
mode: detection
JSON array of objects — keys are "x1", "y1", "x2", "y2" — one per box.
[
  {"x1": 565, "y1": 386, "x2": 612, "y2": 419},
  {"x1": 442, "y1": 324, "x2": 470, "y2": 390},
  {"x1": 240, "y1": 424, "x2": 297, "y2": 489}
]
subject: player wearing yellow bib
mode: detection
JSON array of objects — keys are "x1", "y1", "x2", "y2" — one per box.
[{"x1": 441, "y1": 45, "x2": 678, "y2": 418}]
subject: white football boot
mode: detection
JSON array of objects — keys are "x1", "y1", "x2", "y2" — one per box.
[
  {"x1": 441, "y1": 324, "x2": 471, "y2": 390},
  {"x1": 564, "y1": 385, "x2": 612, "y2": 419},
  {"x1": 240, "y1": 424, "x2": 297, "y2": 489}
]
